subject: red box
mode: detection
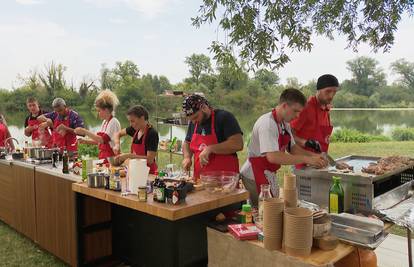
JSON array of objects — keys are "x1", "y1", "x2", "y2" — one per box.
[{"x1": 228, "y1": 224, "x2": 260, "y2": 241}]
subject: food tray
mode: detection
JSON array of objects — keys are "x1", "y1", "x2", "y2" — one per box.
[{"x1": 330, "y1": 213, "x2": 387, "y2": 249}]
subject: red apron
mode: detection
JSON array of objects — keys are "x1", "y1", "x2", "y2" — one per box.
[
  {"x1": 28, "y1": 117, "x2": 52, "y2": 148},
  {"x1": 0, "y1": 123, "x2": 6, "y2": 147},
  {"x1": 52, "y1": 110, "x2": 78, "y2": 152},
  {"x1": 296, "y1": 100, "x2": 333, "y2": 169},
  {"x1": 97, "y1": 116, "x2": 115, "y2": 160},
  {"x1": 249, "y1": 109, "x2": 291, "y2": 195},
  {"x1": 190, "y1": 109, "x2": 239, "y2": 181},
  {"x1": 131, "y1": 125, "x2": 158, "y2": 174}
]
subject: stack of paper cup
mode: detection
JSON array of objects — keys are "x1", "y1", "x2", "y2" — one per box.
[
  {"x1": 284, "y1": 207, "x2": 313, "y2": 257},
  {"x1": 263, "y1": 198, "x2": 284, "y2": 250},
  {"x1": 283, "y1": 174, "x2": 297, "y2": 208}
]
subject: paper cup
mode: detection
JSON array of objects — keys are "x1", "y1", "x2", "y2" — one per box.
[
  {"x1": 283, "y1": 188, "x2": 297, "y2": 208},
  {"x1": 284, "y1": 174, "x2": 296, "y2": 190},
  {"x1": 263, "y1": 198, "x2": 284, "y2": 250},
  {"x1": 284, "y1": 208, "x2": 313, "y2": 253}
]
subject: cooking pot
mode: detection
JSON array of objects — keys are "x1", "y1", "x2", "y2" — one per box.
[{"x1": 87, "y1": 173, "x2": 106, "y2": 188}]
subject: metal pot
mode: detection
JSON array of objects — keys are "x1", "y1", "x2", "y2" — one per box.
[
  {"x1": 87, "y1": 173, "x2": 106, "y2": 188},
  {"x1": 27, "y1": 147, "x2": 38, "y2": 159},
  {"x1": 34, "y1": 148, "x2": 55, "y2": 160}
]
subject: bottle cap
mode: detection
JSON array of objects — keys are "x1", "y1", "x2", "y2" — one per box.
[{"x1": 242, "y1": 204, "x2": 252, "y2": 212}]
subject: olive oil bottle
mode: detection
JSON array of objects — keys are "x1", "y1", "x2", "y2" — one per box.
[{"x1": 329, "y1": 176, "x2": 344, "y2": 214}]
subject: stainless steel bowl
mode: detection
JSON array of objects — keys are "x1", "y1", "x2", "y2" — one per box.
[{"x1": 87, "y1": 173, "x2": 106, "y2": 188}]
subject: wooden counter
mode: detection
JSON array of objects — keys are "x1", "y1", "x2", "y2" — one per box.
[
  {"x1": 72, "y1": 182, "x2": 249, "y2": 221},
  {"x1": 0, "y1": 159, "x2": 79, "y2": 266},
  {"x1": 207, "y1": 227, "x2": 354, "y2": 267},
  {"x1": 73, "y1": 183, "x2": 249, "y2": 267}
]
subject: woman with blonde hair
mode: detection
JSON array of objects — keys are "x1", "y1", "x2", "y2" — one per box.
[{"x1": 75, "y1": 90, "x2": 121, "y2": 161}]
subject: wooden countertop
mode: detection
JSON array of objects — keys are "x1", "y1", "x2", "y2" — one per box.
[
  {"x1": 72, "y1": 182, "x2": 249, "y2": 221},
  {"x1": 208, "y1": 228, "x2": 355, "y2": 267}
]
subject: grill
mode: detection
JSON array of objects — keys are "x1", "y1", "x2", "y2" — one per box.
[{"x1": 293, "y1": 155, "x2": 414, "y2": 212}]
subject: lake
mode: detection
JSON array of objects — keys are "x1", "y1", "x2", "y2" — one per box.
[{"x1": 5, "y1": 109, "x2": 414, "y2": 147}]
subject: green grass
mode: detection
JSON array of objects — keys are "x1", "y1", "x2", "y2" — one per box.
[
  {"x1": 1, "y1": 141, "x2": 414, "y2": 265},
  {"x1": 0, "y1": 221, "x2": 66, "y2": 266}
]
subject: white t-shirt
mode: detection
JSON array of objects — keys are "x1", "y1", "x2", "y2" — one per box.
[
  {"x1": 100, "y1": 117, "x2": 121, "y2": 148},
  {"x1": 240, "y1": 112, "x2": 295, "y2": 180}
]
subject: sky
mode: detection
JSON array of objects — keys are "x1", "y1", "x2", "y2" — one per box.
[{"x1": 0, "y1": 0, "x2": 413, "y2": 89}]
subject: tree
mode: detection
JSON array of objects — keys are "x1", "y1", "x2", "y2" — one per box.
[
  {"x1": 38, "y1": 62, "x2": 67, "y2": 98},
  {"x1": 113, "y1": 60, "x2": 140, "y2": 85},
  {"x1": 100, "y1": 63, "x2": 116, "y2": 90},
  {"x1": 192, "y1": 1, "x2": 414, "y2": 69},
  {"x1": 184, "y1": 54, "x2": 213, "y2": 84},
  {"x1": 254, "y1": 69, "x2": 279, "y2": 89},
  {"x1": 345, "y1": 56, "x2": 386, "y2": 96},
  {"x1": 390, "y1": 59, "x2": 414, "y2": 90}
]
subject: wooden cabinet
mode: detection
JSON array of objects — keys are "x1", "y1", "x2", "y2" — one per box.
[
  {"x1": 0, "y1": 163, "x2": 15, "y2": 226},
  {"x1": 35, "y1": 171, "x2": 77, "y2": 266},
  {"x1": 13, "y1": 165, "x2": 36, "y2": 240}
]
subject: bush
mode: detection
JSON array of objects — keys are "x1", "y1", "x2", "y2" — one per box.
[
  {"x1": 331, "y1": 128, "x2": 390, "y2": 143},
  {"x1": 392, "y1": 128, "x2": 414, "y2": 141},
  {"x1": 77, "y1": 143, "x2": 99, "y2": 158}
]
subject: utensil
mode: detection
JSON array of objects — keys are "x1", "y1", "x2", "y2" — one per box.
[
  {"x1": 87, "y1": 173, "x2": 106, "y2": 188},
  {"x1": 325, "y1": 153, "x2": 336, "y2": 167}
]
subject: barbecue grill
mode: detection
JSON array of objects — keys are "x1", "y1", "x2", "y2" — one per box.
[{"x1": 293, "y1": 155, "x2": 414, "y2": 212}]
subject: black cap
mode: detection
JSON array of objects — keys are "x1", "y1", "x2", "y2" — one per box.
[
  {"x1": 317, "y1": 74, "x2": 339, "y2": 90},
  {"x1": 182, "y1": 94, "x2": 209, "y2": 116}
]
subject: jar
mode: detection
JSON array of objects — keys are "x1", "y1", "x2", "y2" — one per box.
[{"x1": 138, "y1": 186, "x2": 147, "y2": 202}]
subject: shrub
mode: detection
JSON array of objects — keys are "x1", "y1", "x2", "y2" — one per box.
[
  {"x1": 392, "y1": 128, "x2": 414, "y2": 141},
  {"x1": 331, "y1": 128, "x2": 390, "y2": 143}
]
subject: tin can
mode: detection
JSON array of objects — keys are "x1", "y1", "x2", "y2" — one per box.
[{"x1": 138, "y1": 186, "x2": 147, "y2": 202}]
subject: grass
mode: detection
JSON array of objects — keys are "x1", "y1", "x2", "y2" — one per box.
[
  {"x1": 0, "y1": 221, "x2": 66, "y2": 266},
  {"x1": 1, "y1": 141, "x2": 414, "y2": 265}
]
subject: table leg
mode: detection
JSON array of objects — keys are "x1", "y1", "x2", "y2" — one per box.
[{"x1": 408, "y1": 227, "x2": 412, "y2": 267}]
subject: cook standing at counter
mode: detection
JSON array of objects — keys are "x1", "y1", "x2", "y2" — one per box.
[
  {"x1": 24, "y1": 97, "x2": 52, "y2": 147},
  {"x1": 182, "y1": 94, "x2": 243, "y2": 180},
  {"x1": 38, "y1": 98, "x2": 84, "y2": 152},
  {"x1": 113, "y1": 105, "x2": 158, "y2": 174},
  {"x1": 240, "y1": 88, "x2": 327, "y2": 203},
  {"x1": 290, "y1": 74, "x2": 339, "y2": 165},
  {"x1": 0, "y1": 114, "x2": 15, "y2": 151},
  {"x1": 74, "y1": 90, "x2": 121, "y2": 161}
]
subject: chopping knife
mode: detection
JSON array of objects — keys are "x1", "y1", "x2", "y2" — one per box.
[{"x1": 325, "y1": 153, "x2": 337, "y2": 167}]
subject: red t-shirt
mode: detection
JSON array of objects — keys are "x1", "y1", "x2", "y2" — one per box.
[{"x1": 290, "y1": 96, "x2": 331, "y2": 141}]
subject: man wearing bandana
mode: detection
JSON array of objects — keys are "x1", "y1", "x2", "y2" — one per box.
[
  {"x1": 182, "y1": 94, "x2": 244, "y2": 181},
  {"x1": 291, "y1": 74, "x2": 339, "y2": 168}
]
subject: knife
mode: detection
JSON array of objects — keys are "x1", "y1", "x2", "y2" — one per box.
[{"x1": 325, "y1": 154, "x2": 336, "y2": 167}]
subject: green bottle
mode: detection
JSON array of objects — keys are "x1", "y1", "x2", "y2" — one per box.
[
  {"x1": 329, "y1": 176, "x2": 344, "y2": 214},
  {"x1": 241, "y1": 204, "x2": 252, "y2": 224}
]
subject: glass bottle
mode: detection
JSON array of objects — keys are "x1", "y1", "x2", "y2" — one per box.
[
  {"x1": 329, "y1": 176, "x2": 344, "y2": 214},
  {"x1": 258, "y1": 184, "x2": 272, "y2": 224}
]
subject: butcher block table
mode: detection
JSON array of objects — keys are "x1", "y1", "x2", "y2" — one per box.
[{"x1": 72, "y1": 182, "x2": 249, "y2": 267}]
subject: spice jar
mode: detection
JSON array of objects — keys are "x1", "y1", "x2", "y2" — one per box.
[{"x1": 138, "y1": 186, "x2": 147, "y2": 202}]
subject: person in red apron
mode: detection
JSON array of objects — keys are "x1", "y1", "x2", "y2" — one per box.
[
  {"x1": 0, "y1": 114, "x2": 14, "y2": 151},
  {"x1": 74, "y1": 90, "x2": 121, "y2": 162},
  {"x1": 291, "y1": 74, "x2": 339, "y2": 169},
  {"x1": 24, "y1": 97, "x2": 52, "y2": 147},
  {"x1": 113, "y1": 105, "x2": 158, "y2": 174},
  {"x1": 38, "y1": 98, "x2": 84, "y2": 152},
  {"x1": 182, "y1": 95, "x2": 243, "y2": 181},
  {"x1": 240, "y1": 89, "x2": 327, "y2": 204}
]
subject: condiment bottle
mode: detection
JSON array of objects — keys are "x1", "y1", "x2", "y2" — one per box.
[{"x1": 329, "y1": 176, "x2": 344, "y2": 214}]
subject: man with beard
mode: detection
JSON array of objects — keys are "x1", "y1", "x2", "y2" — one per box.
[
  {"x1": 291, "y1": 74, "x2": 339, "y2": 167},
  {"x1": 182, "y1": 94, "x2": 244, "y2": 181}
]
